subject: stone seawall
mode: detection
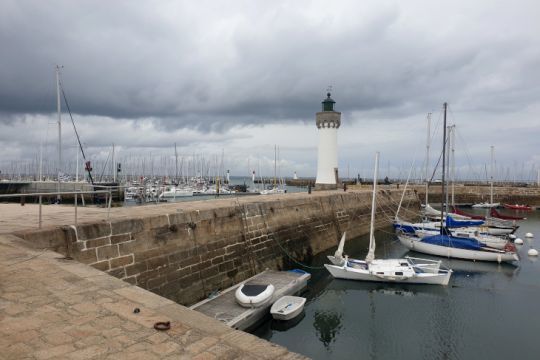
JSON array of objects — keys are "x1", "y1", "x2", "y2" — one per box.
[
  {"x1": 16, "y1": 189, "x2": 419, "y2": 306},
  {"x1": 412, "y1": 185, "x2": 540, "y2": 205}
]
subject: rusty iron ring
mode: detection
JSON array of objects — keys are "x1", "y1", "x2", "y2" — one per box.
[{"x1": 154, "y1": 321, "x2": 171, "y2": 331}]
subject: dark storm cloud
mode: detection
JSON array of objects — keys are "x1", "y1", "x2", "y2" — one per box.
[
  {"x1": 1, "y1": 0, "x2": 540, "y2": 178},
  {"x1": 1, "y1": 0, "x2": 539, "y2": 132}
]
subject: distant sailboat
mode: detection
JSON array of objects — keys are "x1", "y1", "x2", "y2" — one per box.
[
  {"x1": 261, "y1": 145, "x2": 286, "y2": 195},
  {"x1": 472, "y1": 146, "x2": 500, "y2": 208}
]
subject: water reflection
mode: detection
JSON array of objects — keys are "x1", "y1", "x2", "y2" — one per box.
[
  {"x1": 312, "y1": 310, "x2": 342, "y2": 348},
  {"x1": 323, "y1": 273, "x2": 449, "y2": 299},
  {"x1": 445, "y1": 257, "x2": 519, "y2": 278},
  {"x1": 271, "y1": 311, "x2": 305, "y2": 332},
  {"x1": 252, "y1": 224, "x2": 540, "y2": 359}
]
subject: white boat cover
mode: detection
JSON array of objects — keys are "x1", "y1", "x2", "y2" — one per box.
[{"x1": 235, "y1": 283, "x2": 275, "y2": 308}]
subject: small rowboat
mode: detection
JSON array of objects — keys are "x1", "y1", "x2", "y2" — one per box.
[
  {"x1": 235, "y1": 283, "x2": 274, "y2": 308},
  {"x1": 270, "y1": 296, "x2": 306, "y2": 321},
  {"x1": 503, "y1": 204, "x2": 532, "y2": 211}
]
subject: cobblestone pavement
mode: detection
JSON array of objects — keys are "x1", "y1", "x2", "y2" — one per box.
[{"x1": 0, "y1": 234, "x2": 308, "y2": 359}]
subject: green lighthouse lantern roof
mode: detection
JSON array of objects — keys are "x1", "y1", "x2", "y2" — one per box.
[{"x1": 322, "y1": 92, "x2": 336, "y2": 112}]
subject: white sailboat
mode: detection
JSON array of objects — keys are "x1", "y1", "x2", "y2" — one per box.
[
  {"x1": 159, "y1": 185, "x2": 194, "y2": 198},
  {"x1": 472, "y1": 146, "x2": 500, "y2": 208},
  {"x1": 260, "y1": 145, "x2": 286, "y2": 195},
  {"x1": 324, "y1": 152, "x2": 452, "y2": 286},
  {"x1": 398, "y1": 103, "x2": 519, "y2": 264},
  {"x1": 414, "y1": 228, "x2": 508, "y2": 249}
]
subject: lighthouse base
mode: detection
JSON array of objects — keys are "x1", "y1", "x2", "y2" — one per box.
[{"x1": 314, "y1": 183, "x2": 338, "y2": 191}]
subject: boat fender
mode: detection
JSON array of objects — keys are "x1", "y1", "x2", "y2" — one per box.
[{"x1": 504, "y1": 243, "x2": 517, "y2": 252}]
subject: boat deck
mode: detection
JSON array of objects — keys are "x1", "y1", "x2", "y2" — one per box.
[{"x1": 190, "y1": 269, "x2": 310, "y2": 330}]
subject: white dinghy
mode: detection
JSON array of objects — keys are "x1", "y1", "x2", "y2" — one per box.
[
  {"x1": 270, "y1": 296, "x2": 306, "y2": 321},
  {"x1": 235, "y1": 283, "x2": 275, "y2": 308},
  {"x1": 324, "y1": 152, "x2": 453, "y2": 286}
]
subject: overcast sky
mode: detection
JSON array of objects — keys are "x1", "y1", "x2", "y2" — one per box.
[{"x1": 1, "y1": 0, "x2": 539, "y2": 180}]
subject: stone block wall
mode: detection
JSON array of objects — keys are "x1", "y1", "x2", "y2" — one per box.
[
  {"x1": 16, "y1": 189, "x2": 418, "y2": 306},
  {"x1": 414, "y1": 185, "x2": 540, "y2": 205}
]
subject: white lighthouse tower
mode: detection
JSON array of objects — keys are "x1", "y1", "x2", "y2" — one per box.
[{"x1": 315, "y1": 92, "x2": 341, "y2": 189}]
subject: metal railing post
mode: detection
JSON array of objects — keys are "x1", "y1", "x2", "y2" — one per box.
[
  {"x1": 0, "y1": 190, "x2": 113, "y2": 230},
  {"x1": 74, "y1": 190, "x2": 78, "y2": 228},
  {"x1": 38, "y1": 195, "x2": 42, "y2": 229}
]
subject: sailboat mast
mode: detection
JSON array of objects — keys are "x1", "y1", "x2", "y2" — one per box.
[
  {"x1": 56, "y1": 65, "x2": 62, "y2": 200},
  {"x1": 366, "y1": 152, "x2": 379, "y2": 263},
  {"x1": 75, "y1": 141, "x2": 79, "y2": 182},
  {"x1": 445, "y1": 126, "x2": 451, "y2": 210},
  {"x1": 440, "y1": 103, "x2": 448, "y2": 232},
  {"x1": 112, "y1": 143, "x2": 116, "y2": 182},
  {"x1": 174, "y1": 143, "x2": 178, "y2": 184},
  {"x1": 425, "y1": 113, "x2": 431, "y2": 206},
  {"x1": 490, "y1": 145, "x2": 494, "y2": 204},
  {"x1": 451, "y1": 125, "x2": 456, "y2": 206},
  {"x1": 39, "y1": 141, "x2": 43, "y2": 181},
  {"x1": 273, "y1": 144, "x2": 277, "y2": 188}
]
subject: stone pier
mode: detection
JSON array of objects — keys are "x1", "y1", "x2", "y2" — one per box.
[{"x1": 0, "y1": 189, "x2": 419, "y2": 359}]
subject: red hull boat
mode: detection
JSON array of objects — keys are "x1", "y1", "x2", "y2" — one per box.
[
  {"x1": 490, "y1": 208, "x2": 526, "y2": 220},
  {"x1": 503, "y1": 204, "x2": 532, "y2": 211},
  {"x1": 450, "y1": 206, "x2": 486, "y2": 220}
]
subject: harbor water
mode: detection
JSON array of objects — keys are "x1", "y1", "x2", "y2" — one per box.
[
  {"x1": 123, "y1": 176, "x2": 307, "y2": 205},
  {"x1": 253, "y1": 209, "x2": 540, "y2": 359}
]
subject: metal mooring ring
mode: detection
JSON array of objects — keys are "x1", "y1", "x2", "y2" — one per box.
[{"x1": 154, "y1": 321, "x2": 171, "y2": 331}]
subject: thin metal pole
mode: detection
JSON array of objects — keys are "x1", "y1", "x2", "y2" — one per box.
[
  {"x1": 112, "y1": 143, "x2": 116, "y2": 183},
  {"x1": 107, "y1": 189, "x2": 112, "y2": 220},
  {"x1": 366, "y1": 151, "x2": 379, "y2": 263},
  {"x1": 425, "y1": 113, "x2": 431, "y2": 206},
  {"x1": 174, "y1": 142, "x2": 178, "y2": 184},
  {"x1": 451, "y1": 125, "x2": 456, "y2": 206},
  {"x1": 490, "y1": 145, "x2": 494, "y2": 204},
  {"x1": 38, "y1": 195, "x2": 42, "y2": 229},
  {"x1": 39, "y1": 141, "x2": 43, "y2": 182},
  {"x1": 56, "y1": 65, "x2": 62, "y2": 202},
  {"x1": 75, "y1": 140, "x2": 79, "y2": 182},
  {"x1": 74, "y1": 191, "x2": 78, "y2": 227},
  {"x1": 274, "y1": 144, "x2": 277, "y2": 188},
  {"x1": 440, "y1": 103, "x2": 447, "y2": 233},
  {"x1": 445, "y1": 125, "x2": 451, "y2": 210}
]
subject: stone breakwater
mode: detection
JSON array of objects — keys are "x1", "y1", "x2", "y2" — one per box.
[
  {"x1": 412, "y1": 185, "x2": 540, "y2": 205},
  {"x1": 15, "y1": 189, "x2": 419, "y2": 306}
]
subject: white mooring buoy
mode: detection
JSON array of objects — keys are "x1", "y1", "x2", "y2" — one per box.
[
  {"x1": 515, "y1": 238, "x2": 524, "y2": 245},
  {"x1": 528, "y1": 248, "x2": 538, "y2": 256},
  {"x1": 509, "y1": 234, "x2": 517, "y2": 240},
  {"x1": 525, "y1": 232, "x2": 534, "y2": 238}
]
